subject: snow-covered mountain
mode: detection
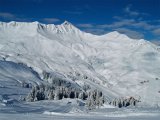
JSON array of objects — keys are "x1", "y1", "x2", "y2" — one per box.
[{"x1": 0, "y1": 21, "x2": 160, "y2": 106}]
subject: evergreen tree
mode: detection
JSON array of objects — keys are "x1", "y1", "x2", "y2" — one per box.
[
  {"x1": 26, "y1": 86, "x2": 36, "y2": 102},
  {"x1": 48, "y1": 90, "x2": 55, "y2": 100}
]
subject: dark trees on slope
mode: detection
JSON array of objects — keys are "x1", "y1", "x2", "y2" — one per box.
[{"x1": 109, "y1": 97, "x2": 140, "y2": 108}]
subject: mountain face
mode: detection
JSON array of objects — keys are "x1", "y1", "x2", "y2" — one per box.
[{"x1": 0, "y1": 21, "x2": 160, "y2": 106}]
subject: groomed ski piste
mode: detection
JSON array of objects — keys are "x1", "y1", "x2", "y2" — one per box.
[{"x1": 0, "y1": 21, "x2": 160, "y2": 120}]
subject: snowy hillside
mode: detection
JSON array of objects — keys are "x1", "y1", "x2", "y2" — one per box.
[{"x1": 0, "y1": 21, "x2": 160, "y2": 107}]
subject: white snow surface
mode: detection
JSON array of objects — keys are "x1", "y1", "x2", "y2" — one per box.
[
  {"x1": 0, "y1": 21, "x2": 160, "y2": 119},
  {"x1": 0, "y1": 21, "x2": 160, "y2": 104}
]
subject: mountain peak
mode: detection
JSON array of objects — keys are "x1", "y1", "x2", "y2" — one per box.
[
  {"x1": 56, "y1": 20, "x2": 82, "y2": 34},
  {"x1": 62, "y1": 20, "x2": 72, "y2": 26},
  {"x1": 105, "y1": 31, "x2": 120, "y2": 36},
  {"x1": 60, "y1": 20, "x2": 75, "y2": 29},
  {"x1": 100, "y1": 31, "x2": 132, "y2": 40}
]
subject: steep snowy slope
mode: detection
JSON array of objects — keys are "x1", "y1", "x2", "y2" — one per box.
[
  {"x1": 0, "y1": 60, "x2": 43, "y2": 102},
  {"x1": 0, "y1": 21, "x2": 160, "y2": 106}
]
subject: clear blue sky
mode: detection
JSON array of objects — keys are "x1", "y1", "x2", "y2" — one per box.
[{"x1": 0, "y1": 0, "x2": 160, "y2": 43}]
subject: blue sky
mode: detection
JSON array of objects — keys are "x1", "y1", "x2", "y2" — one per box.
[{"x1": 0, "y1": 0, "x2": 160, "y2": 44}]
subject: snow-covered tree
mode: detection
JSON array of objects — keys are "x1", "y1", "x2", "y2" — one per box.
[
  {"x1": 26, "y1": 86, "x2": 36, "y2": 102},
  {"x1": 35, "y1": 89, "x2": 45, "y2": 101},
  {"x1": 110, "y1": 97, "x2": 140, "y2": 108},
  {"x1": 86, "y1": 89, "x2": 105, "y2": 109}
]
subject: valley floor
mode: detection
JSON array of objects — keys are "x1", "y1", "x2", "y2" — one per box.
[
  {"x1": 0, "y1": 110, "x2": 160, "y2": 120},
  {"x1": 0, "y1": 99, "x2": 160, "y2": 120}
]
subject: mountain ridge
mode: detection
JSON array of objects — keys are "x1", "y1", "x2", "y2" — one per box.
[
  {"x1": 0, "y1": 21, "x2": 142, "y2": 41},
  {"x1": 0, "y1": 21, "x2": 160, "y2": 106}
]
